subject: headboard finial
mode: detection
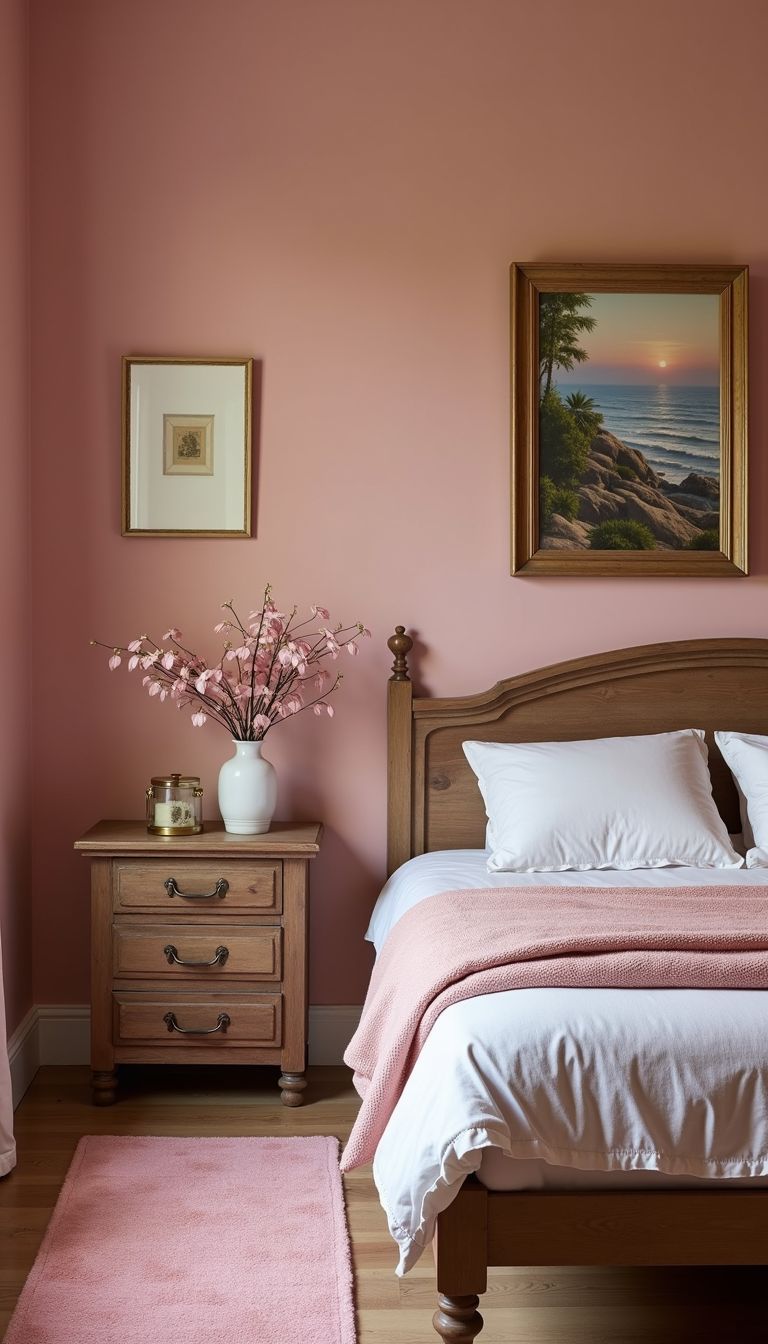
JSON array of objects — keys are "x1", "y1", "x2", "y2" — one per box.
[{"x1": 388, "y1": 625, "x2": 413, "y2": 682}]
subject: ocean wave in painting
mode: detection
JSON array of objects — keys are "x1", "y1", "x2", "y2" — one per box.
[{"x1": 558, "y1": 383, "x2": 719, "y2": 484}]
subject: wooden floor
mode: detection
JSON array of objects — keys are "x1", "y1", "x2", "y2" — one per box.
[{"x1": 1, "y1": 1066, "x2": 766, "y2": 1343}]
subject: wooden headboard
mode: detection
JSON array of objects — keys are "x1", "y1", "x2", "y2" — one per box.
[{"x1": 386, "y1": 630, "x2": 768, "y2": 875}]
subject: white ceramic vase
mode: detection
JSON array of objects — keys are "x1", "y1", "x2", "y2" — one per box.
[{"x1": 217, "y1": 740, "x2": 277, "y2": 835}]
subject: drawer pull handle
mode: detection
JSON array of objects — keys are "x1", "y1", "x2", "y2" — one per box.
[
  {"x1": 164, "y1": 877, "x2": 229, "y2": 901},
  {"x1": 163, "y1": 1011, "x2": 231, "y2": 1036},
  {"x1": 163, "y1": 944, "x2": 229, "y2": 968}
]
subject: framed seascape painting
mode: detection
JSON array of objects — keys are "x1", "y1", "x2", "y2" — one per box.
[
  {"x1": 510, "y1": 265, "x2": 748, "y2": 575},
  {"x1": 122, "y1": 356, "x2": 253, "y2": 537}
]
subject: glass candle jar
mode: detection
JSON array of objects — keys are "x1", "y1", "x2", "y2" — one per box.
[{"x1": 146, "y1": 775, "x2": 203, "y2": 835}]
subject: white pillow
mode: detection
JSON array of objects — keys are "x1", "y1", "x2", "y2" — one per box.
[
  {"x1": 715, "y1": 731, "x2": 768, "y2": 860},
  {"x1": 463, "y1": 730, "x2": 742, "y2": 873}
]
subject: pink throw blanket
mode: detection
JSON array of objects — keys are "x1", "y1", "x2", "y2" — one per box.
[{"x1": 340, "y1": 885, "x2": 768, "y2": 1171}]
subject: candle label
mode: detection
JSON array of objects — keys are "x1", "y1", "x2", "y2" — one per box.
[{"x1": 154, "y1": 800, "x2": 196, "y2": 828}]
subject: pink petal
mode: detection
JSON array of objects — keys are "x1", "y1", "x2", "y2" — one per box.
[{"x1": 108, "y1": 653, "x2": 121, "y2": 671}]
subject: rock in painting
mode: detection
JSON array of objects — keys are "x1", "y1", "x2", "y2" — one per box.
[{"x1": 541, "y1": 433, "x2": 718, "y2": 551}]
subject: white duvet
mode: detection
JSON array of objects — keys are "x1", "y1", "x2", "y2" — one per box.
[{"x1": 364, "y1": 851, "x2": 768, "y2": 1273}]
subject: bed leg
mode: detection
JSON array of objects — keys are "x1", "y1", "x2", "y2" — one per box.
[
  {"x1": 433, "y1": 1293, "x2": 484, "y2": 1341},
  {"x1": 433, "y1": 1178, "x2": 488, "y2": 1343}
]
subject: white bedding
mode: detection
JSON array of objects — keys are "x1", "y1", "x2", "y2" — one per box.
[
  {"x1": 364, "y1": 849, "x2": 768, "y2": 1274},
  {"x1": 365, "y1": 845, "x2": 755, "y2": 955}
]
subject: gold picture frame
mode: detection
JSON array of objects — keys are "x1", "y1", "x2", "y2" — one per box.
[
  {"x1": 122, "y1": 356, "x2": 252, "y2": 537},
  {"x1": 510, "y1": 264, "x2": 748, "y2": 576}
]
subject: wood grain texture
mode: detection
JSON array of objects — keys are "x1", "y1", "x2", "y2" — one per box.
[
  {"x1": 435, "y1": 1180, "x2": 488, "y2": 1295},
  {"x1": 486, "y1": 1190, "x2": 768, "y2": 1266},
  {"x1": 386, "y1": 627, "x2": 414, "y2": 876},
  {"x1": 4, "y1": 1067, "x2": 768, "y2": 1344},
  {"x1": 77, "y1": 826, "x2": 320, "y2": 1104},
  {"x1": 89, "y1": 859, "x2": 114, "y2": 1076},
  {"x1": 113, "y1": 858, "x2": 282, "y2": 913},
  {"x1": 433, "y1": 1294, "x2": 484, "y2": 1342},
  {"x1": 281, "y1": 858, "x2": 309, "y2": 1076},
  {"x1": 389, "y1": 637, "x2": 768, "y2": 854},
  {"x1": 278, "y1": 1071, "x2": 308, "y2": 1106},
  {"x1": 514, "y1": 263, "x2": 747, "y2": 291},
  {"x1": 509, "y1": 263, "x2": 749, "y2": 577},
  {"x1": 387, "y1": 679, "x2": 414, "y2": 876},
  {"x1": 114, "y1": 992, "x2": 281, "y2": 1047},
  {"x1": 112, "y1": 924, "x2": 281, "y2": 979},
  {"x1": 75, "y1": 820, "x2": 323, "y2": 855}
]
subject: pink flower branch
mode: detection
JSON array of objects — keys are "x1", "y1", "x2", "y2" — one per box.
[{"x1": 91, "y1": 591, "x2": 370, "y2": 740}]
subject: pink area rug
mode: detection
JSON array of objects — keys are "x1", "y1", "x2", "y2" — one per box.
[{"x1": 4, "y1": 1135, "x2": 355, "y2": 1344}]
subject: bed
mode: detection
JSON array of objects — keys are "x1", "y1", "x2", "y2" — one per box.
[{"x1": 375, "y1": 630, "x2": 768, "y2": 1342}]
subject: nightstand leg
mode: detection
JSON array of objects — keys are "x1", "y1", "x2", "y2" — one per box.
[
  {"x1": 278, "y1": 1071, "x2": 306, "y2": 1106},
  {"x1": 91, "y1": 1069, "x2": 118, "y2": 1106}
]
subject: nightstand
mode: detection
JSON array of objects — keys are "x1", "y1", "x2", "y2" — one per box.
[{"x1": 74, "y1": 821, "x2": 322, "y2": 1107}]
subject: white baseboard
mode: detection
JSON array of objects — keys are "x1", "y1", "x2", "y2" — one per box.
[
  {"x1": 7, "y1": 1003, "x2": 361, "y2": 1101},
  {"x1": 8, "y1": 1006, "x2": 39, "y2": 1109}
]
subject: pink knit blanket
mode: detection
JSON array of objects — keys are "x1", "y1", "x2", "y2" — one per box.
[{"x1": 340, "y1": 884, "x2": 768, "y2": 1171}]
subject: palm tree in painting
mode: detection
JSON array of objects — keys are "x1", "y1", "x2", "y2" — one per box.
[
  {"x1": 539, "y1": 293, "x2": 597, "y2": 398},
  {"x1": 565, "y1": 389, "x2": 603, "y2": 436}
]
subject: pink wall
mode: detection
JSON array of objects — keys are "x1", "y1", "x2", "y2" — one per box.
[
  {"x1": 29, "y1": 0, "x2": 768, "y2": 1008},
  {"x1": 0, "y1": 0, "x2": 31, "y2": 1037}
]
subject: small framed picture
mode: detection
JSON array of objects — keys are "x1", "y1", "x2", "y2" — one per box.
[{"x1": 122, "y1": 356, "x2": 252, "y2": 536}]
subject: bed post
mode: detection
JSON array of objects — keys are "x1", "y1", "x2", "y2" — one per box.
[
  {"x1": 387, "y1": 625, "x2": 414, "y2": 875},
  {"x1": 432, "y1": 1179, "x2": 487, "y2": 1341}
]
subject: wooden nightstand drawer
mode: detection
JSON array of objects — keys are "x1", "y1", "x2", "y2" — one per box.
[
  {"x1": 113, "y1": 858, "x2": 282, "y2": 915},
  {"x1": 76, "y1": 821, "x2": 321, "y2": 1104},
  {"x1": 114, "y1": 991, "x2": 282, "y2": 1047},
  {"x1": 113, "y1": 924, "x2": 281, "y2": 979}
]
